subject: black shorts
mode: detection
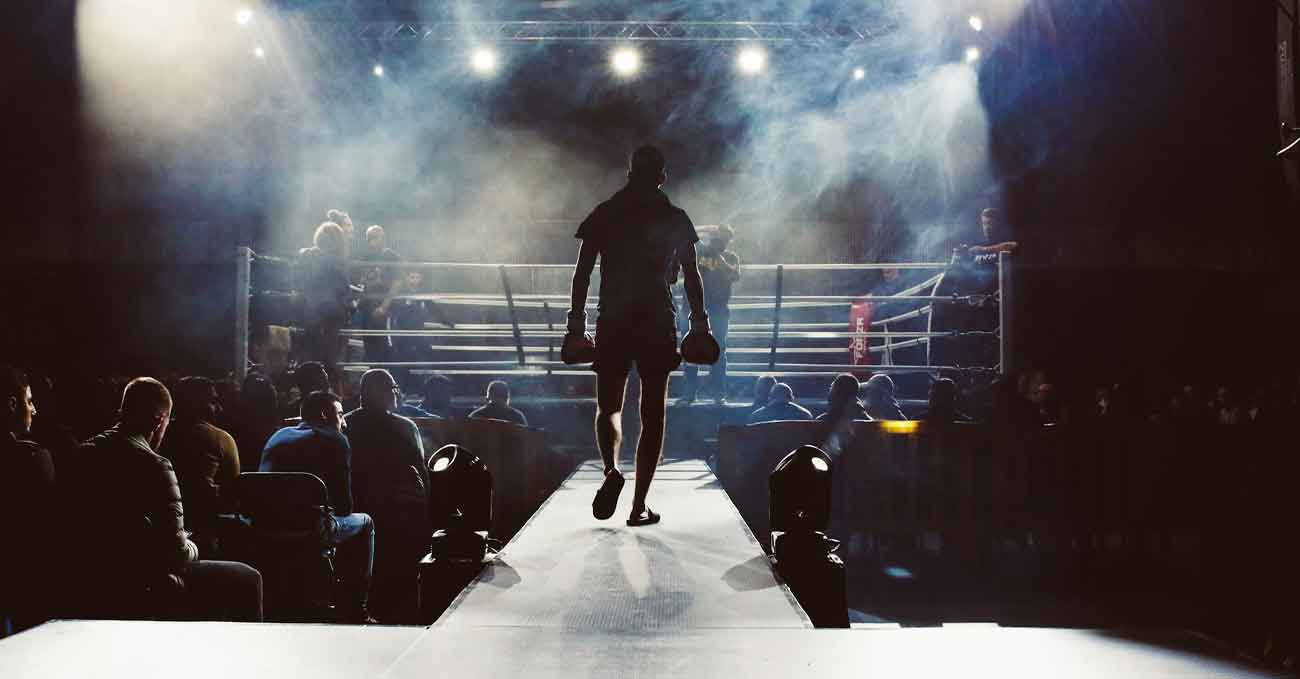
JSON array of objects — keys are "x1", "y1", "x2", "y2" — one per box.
[{"x1": 593, "y1": 316, "x2": 681, "y2": 376}]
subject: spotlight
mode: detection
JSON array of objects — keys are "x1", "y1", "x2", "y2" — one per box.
[
  {"x1": 968, "y1": 15, "x2": 984, "y2": 32},
  {"x1": 852, "y1": 67, "x2": 866, "y2": 81},
  {"x1": 373, "y1": 64, "x2": 385, "y2": 77},
  {"x1": 253, "y1": 46, "x2": 265, "y2": 59},
  {"x1": 737, "y1": 46, "x2": 767, "y2": 75},
  {"x1": 964, "y1": 46, "x2": 981, "y2": 64},
  {"x1": 611, "y1": 47, "x2": 640, "y2": 77},
  {"x1": 235, "y1": 7, "x2": 253, "y2": 26},
  {"x1": 471, "y1": 47, "x2": 498, "y2": 75}
]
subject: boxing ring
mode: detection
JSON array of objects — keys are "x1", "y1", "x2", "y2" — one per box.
[{"x1": 233, "y1": 247, "x2": 1014, "y2": 387}]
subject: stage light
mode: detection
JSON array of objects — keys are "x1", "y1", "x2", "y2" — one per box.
[
  {"x1": 253, "y1": 46, "x2": 265, "y2": 59},
  {"x1": 968, "y1": 15, "x2": 984, "y2": 32},
  {"x1": 471, "y1": 47, "x2": 498, "y2": 74},
  {"x1": 611, "y1": 47, "x2": 640, "y2": 77},
  {"x1": 235, "y1": 7, "x2": 253, "y2": 26},
  {"x1": 852, "y1": 67, "x2": 866, "y2": 81},
  {"x1": 769, "y1": 445, "x2": 833, "y2": 536},
  {"x1": 964, "y1": 46, "x2": 981, "y2": 64},
  {"x1": 737, "y1": 46, "x2": 767, "y2": 75},
  {"x1": 373, "y1": 64, "x2": 385, "y2": 77}
]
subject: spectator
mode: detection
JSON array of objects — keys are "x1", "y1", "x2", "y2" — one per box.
[
  {"x1": 920, "y1": 377, "x2": 971, "y2": 423},
  {"x1": 260, "y1": 390, "x2": 375, "y2": 623},
  {"x1": 2, "y1": 366, "x2": 57, "y2": 633},
  {"x1": 25, "y1": 372, "x2": 78, "y2": 474},
  {"x1": 231, "y1": 372, "x2": 279, "y2": 474},
  {"x1": 420, "y1": 374, "x2": 458, "y2": 419},
  {"x1": 815, "y1": 373, "x2": 871, "y2": 423},
  {"x1": 71, "y1": 378, "x2": 262, "y2": 621},
  {"x1": 159, "y1": 377, "x2": 240, "y2": 555},
  {"x1": 862, "y1": 374, "x2": 907, "y2": 421},
  {"x1": 356, "y1": 225, "x2": 401, "y2": 365},
  {"x1": 281, "y1": 361, "x2": 330, "y2": 421},
  {"x1": 748, "y1": 383, "x2": 813, "y2": 424},
  {"x1": 750, "y1": 375, "x2": 777, "y2": 414},
  {"x1": 468, "y1": 380, "x2": 527, "y2": 426},
  {"x1": 344, "y1": 369, "x2": 429, "y2": 621}
]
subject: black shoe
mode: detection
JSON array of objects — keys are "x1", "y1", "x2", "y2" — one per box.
[
  {"x1": 626, "y1": 508, "x2": 661, "y2": 527},
  {"x1": 592, "y1": 470, "x2": 625, "y2": 520}
]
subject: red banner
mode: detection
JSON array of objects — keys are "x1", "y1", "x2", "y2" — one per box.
[{"x1": 849, "y1": 301, "x2": 872, "y2": 368}]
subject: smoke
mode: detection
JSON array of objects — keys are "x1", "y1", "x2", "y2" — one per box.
[{"x1": 76, "y1": 0, "x2": 1028, "y2": 264}]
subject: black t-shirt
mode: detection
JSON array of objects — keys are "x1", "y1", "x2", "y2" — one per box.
[
  {"x1": 357, "y1": 248, "x2": 401, "y2": 314},
  {"x1": 297, "y1": 246, "x2": 352, "y2": 323},
  {"x1": 575, "y1": 185, "x2": 698, "y2": 325},
  {"x1": 696, "y1": 244, "x2": 740, "y2": 309}
]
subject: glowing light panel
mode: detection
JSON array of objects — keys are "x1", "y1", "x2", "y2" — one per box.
[{"x1": 881, "y1": 420, "x2": 919, "y2": 434}]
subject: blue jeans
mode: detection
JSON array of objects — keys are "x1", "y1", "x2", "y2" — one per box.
[{"x1": 328, "y1": 513, "x2": 375, "y2": 609}]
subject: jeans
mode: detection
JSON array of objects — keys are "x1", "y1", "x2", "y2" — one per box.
[
  {"x1": 683, "y1": 308, "x2": 730, "y2": 398},
  {"x1": 328, "y1": 512, "x2": 375, "y2": 612}
]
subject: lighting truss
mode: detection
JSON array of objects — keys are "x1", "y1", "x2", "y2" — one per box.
[{"x1": 309, "y1": 20, "x2": 901, "y2": 45}]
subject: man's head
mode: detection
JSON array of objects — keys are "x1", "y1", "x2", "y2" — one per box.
[
  {"x1": 863, "y1": 374, "x2": 896, "y2": 407},
  {"x1": 241, "y1": 372, "x2": 278, "y2": 413},
  {"x1": 365, "y1": 224, "x2": 386, "y2": 252},
  {"x1": 929, "y1": 377, "x2": 957, "y2": 410},
  {"x1": 770, "y1": 383, "x2": 794, "y2": 404},
  {"x1": 404, "y1": 270, "x2": 426, "y2": 292},
  {"x1": 295, "y1": 362, "x2": 331, "y2": 397},
  {"x1": 360, "y1": 368, "x2": 399, "y2": 412},
  {"x1": 1, "y1": 365, "x2": 35, "y2": 436},
  {"x1": 173, "y1": 376, "x2": 221, "y2": 423},
  {"x1": 302, "y1": 390, "x2": 345, "y2": 432},
  {"x1": 714, "y1": 224, "x2": 735, "y2": 250},
  {"x1": 119, "y1": 377, "x2": 173, "y2": 450},
  {"x1": 423, "y1": 373, "x2": 453, "y2": 410},
  {"x1": 627, "y1": 145, "x2": 667, "y2": 188},
  {"x1": 828, "y1": 373, "x2": 861, "y2": 409},
  {"x1": 980, "y1": 208, "x2": 1000, "y2": 242},
  {"x1": 326, "y1": 209, "x2": 353, "y2": 237},
  {"x1": 313, "y1": 221, "x2": 346, "y2": 256},
  {"x1": 486, "y1": 380, "x2": 510, "y2": 405}
]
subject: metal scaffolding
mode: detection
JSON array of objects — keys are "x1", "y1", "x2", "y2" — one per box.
[{"x1": 304, "y1": 19, "x2": 901, "y2": 45}]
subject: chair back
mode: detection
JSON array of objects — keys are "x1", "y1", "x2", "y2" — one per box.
[{"x1": 238, "y1": 471, "x2": 332, "y2": 542}]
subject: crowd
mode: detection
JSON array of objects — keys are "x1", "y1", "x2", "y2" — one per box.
[{"x1": 0, "y1": 362, "x2": 533, "y2": 635}]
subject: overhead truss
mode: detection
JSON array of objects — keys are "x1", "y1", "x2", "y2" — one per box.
[{"x1": 311, "y1": 20, "x2": 902, "y2": 45}]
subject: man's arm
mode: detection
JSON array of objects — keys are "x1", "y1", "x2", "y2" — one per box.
[
  {"x1": 567, "y1": 241, "x2": 599, "y2": 333},
  {"x1": 969, "y1": 241, "x2": 1018, "y2": 255},
  {"x1": 679, "y1": 242, "x2": 707, "y2": 322},
  {"x1": 722, "y1": 251, "x2": 741, "y2": 282},
  {"x1": 153, "y1": 458, "x2": 199, "y2": 568}
]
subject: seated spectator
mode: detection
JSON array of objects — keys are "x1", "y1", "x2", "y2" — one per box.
[
  {"x1": 2, "y1": 366, "x2": 57, "y2": 634},
  {"x1": 748, "y1": 383, "x2": 813, "y2": 424},
  {"x1": 468, "y1": 380, "x2": 527, "y2": 426},
  {"x1": 815, "y1": 373, "x2": 871, "y2": 423},
  {"x1": 344, "y1": 369, "x2": 429, "y2": 622},
  {"x1": 25, "y1": 371, "x2": 78, "y2": 474},
  {"x1": 71, "y1": 378, "x2": 262, "y2": 621},
  {"x1": 920, "y1": 377, "x2": 971, "y2": 423},
  {"x1": 420, "y1": 374, "x2": 458, "y2": 419},
  {"x1": 280, "y1": 361, "x2": 330, "y2": 421},
  {"x1": 863, "y1": 374, "x2": 907, "y2": 421},
  {"x1": 159, "y1": 377, "x2": 240, "y2": 555},
  {"x1": 260, "y1": 390, "x2": 375, "y2": 623},
  {"x1": 231, "y1": 372, "x2": 279, "y2": 474},
  {"x1": 750, "y1": 375, "x2": 777, "y2": 414}
]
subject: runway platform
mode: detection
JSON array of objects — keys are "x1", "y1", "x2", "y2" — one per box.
[{"x1": 0, "y1": 459, "x2": 1290, "y2": 678}]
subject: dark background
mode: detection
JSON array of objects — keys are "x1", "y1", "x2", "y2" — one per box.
[{"x1": 1, "y1": 1, "x2": 1295, "y2": 381}]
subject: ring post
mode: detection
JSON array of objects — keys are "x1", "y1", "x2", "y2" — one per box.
[
  {"x1": 543, "y1": 301, "x2": 555, "y2": 371},
  {"x1": 235, "y1": 246, "x2": 252, "y2": 383},
  {"x1": 499, "y1": 265, "x2": 526, "y2": 367},
  {"x1": 768, "y1": 264, "x2": 784, "y2": 371},
  {"x1": 998, "y1": 252, "x2": 1013, "y2": 377}
]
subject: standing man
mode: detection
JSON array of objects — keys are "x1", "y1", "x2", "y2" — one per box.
[
  {"x1": 357, "y1": 225, "x2": 402, "y2": 365},
  {"x1": 565, "y1": 145, "x2": 712, "y2": 527},
  {"x1": 681, "y1": 224, "x2": 740, "y2": 403}
]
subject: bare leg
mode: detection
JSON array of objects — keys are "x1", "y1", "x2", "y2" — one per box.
[
  {"x1": 595, "y1": 368, "x2": 630, "y2": 475},
  {"x1": 630, "y1": 369, "x2": 670, "y2": 513}
]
